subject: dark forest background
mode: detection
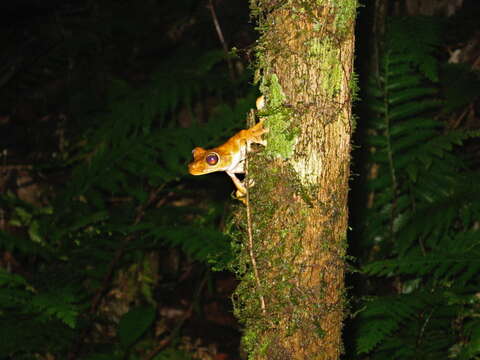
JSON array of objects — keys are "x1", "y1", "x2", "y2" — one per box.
[{"x1": 0, "y1": 0, "x2": 479, "y2": 359}]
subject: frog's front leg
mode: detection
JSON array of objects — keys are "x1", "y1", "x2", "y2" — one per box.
[
  {"x1": 226, "y1": 171, "x2": 257, "y2": 205},
  {"x1": 226, "y1": 171, "x2": 246, "y2": 198}
]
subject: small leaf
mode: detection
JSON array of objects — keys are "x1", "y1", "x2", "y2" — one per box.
[
  {"x1": 14, "y1": 207, "x2": 32, "y2": 224},
  {"x1": 118, "y1": 306, "x2": 156, "y2": 348},
  {"x1": 28, "y1": 220, "x2": 43, "y2": 244}
]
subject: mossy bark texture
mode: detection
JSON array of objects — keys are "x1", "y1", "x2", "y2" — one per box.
[{"x1": 236, "y1": 1, "x2": 356, "y2": 359}]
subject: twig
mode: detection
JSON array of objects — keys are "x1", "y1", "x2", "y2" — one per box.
[
  {"x1": 207, "y1": 0, "x2": 235, "y2": 80},
  {"x1": 143, "y1": 272, "x2": 208, "y2": 360},
  {"x1": 244, "y1": 144, "x2": 266, "y2": 314}
]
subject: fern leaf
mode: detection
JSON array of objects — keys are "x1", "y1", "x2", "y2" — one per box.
[
  {"x1": 388, "y1": 87, "x2": 437, "y2": 105},
  {"x1": 356, "y1": 295, "x2": 426, "y2": 354}
]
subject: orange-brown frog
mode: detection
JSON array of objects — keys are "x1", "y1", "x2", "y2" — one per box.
[{"x1": 188, "y1": 96, "x2": 267, "y2": 202}]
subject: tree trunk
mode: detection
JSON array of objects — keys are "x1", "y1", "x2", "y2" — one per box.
[{"x1": 234, "y1": 1, "x2": 357, "y2": 359}]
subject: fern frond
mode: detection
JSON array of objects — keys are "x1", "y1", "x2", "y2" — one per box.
[
  {"x1": 357, "y1": 15, "x2": 480, "y2": 360},
  {"x1": 356, "y1": 294, "x2": 426, "y2": 354},
  {"x1": 387, "y1": 17, "x2": 443, "y2": 81},
  {"x1": 388, "y1": 87, "x2": 437, "y2": 105},
  {"x1": 363, "y1": 236, "x2": 479, "y2": 284}
]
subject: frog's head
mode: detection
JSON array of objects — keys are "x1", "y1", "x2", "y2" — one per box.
[{"x1": 188, "y1": 147, "x2": 231, "y2": 175}]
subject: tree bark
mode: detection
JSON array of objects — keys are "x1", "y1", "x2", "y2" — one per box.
[{"x1": 234, "y1": 1, "x2": 357, "y2": 359}]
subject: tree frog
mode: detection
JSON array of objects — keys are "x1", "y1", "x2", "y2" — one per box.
[{"x1": 188, "y1": 96, "x2": 267, "y2": 202}]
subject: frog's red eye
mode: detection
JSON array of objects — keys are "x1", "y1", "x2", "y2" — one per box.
[{"x1": 206, "y1": 153, "x2": 219, "y2": 166}]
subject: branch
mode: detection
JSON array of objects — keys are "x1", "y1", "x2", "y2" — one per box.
[
  {"x1": 206, "y1": 0, "x2": 235, "y2": 80},
  {"x1": 68, "y1": 184, "x2": 165, "y2": 360}
]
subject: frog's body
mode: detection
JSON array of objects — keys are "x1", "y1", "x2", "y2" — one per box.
[{"x1": 188, "y1": 97, "x2": 267, "y2": 201}]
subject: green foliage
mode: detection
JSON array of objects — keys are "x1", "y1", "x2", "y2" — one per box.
[
  {"x1": 0, "y1": 67, "x2": 250, "y2": 355},
  {"x1": 0, "y1": 1, "x2": 255, "y2": 358},
  {"x1": 355, "y1": 17, "x2": 480, "y2": 359},
  {"x1": 0, "y1": 269, "x2": 80, "y2": 328},
  {"x1": 0, "y1": 269, "x2": 76, "y2": 356}
]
